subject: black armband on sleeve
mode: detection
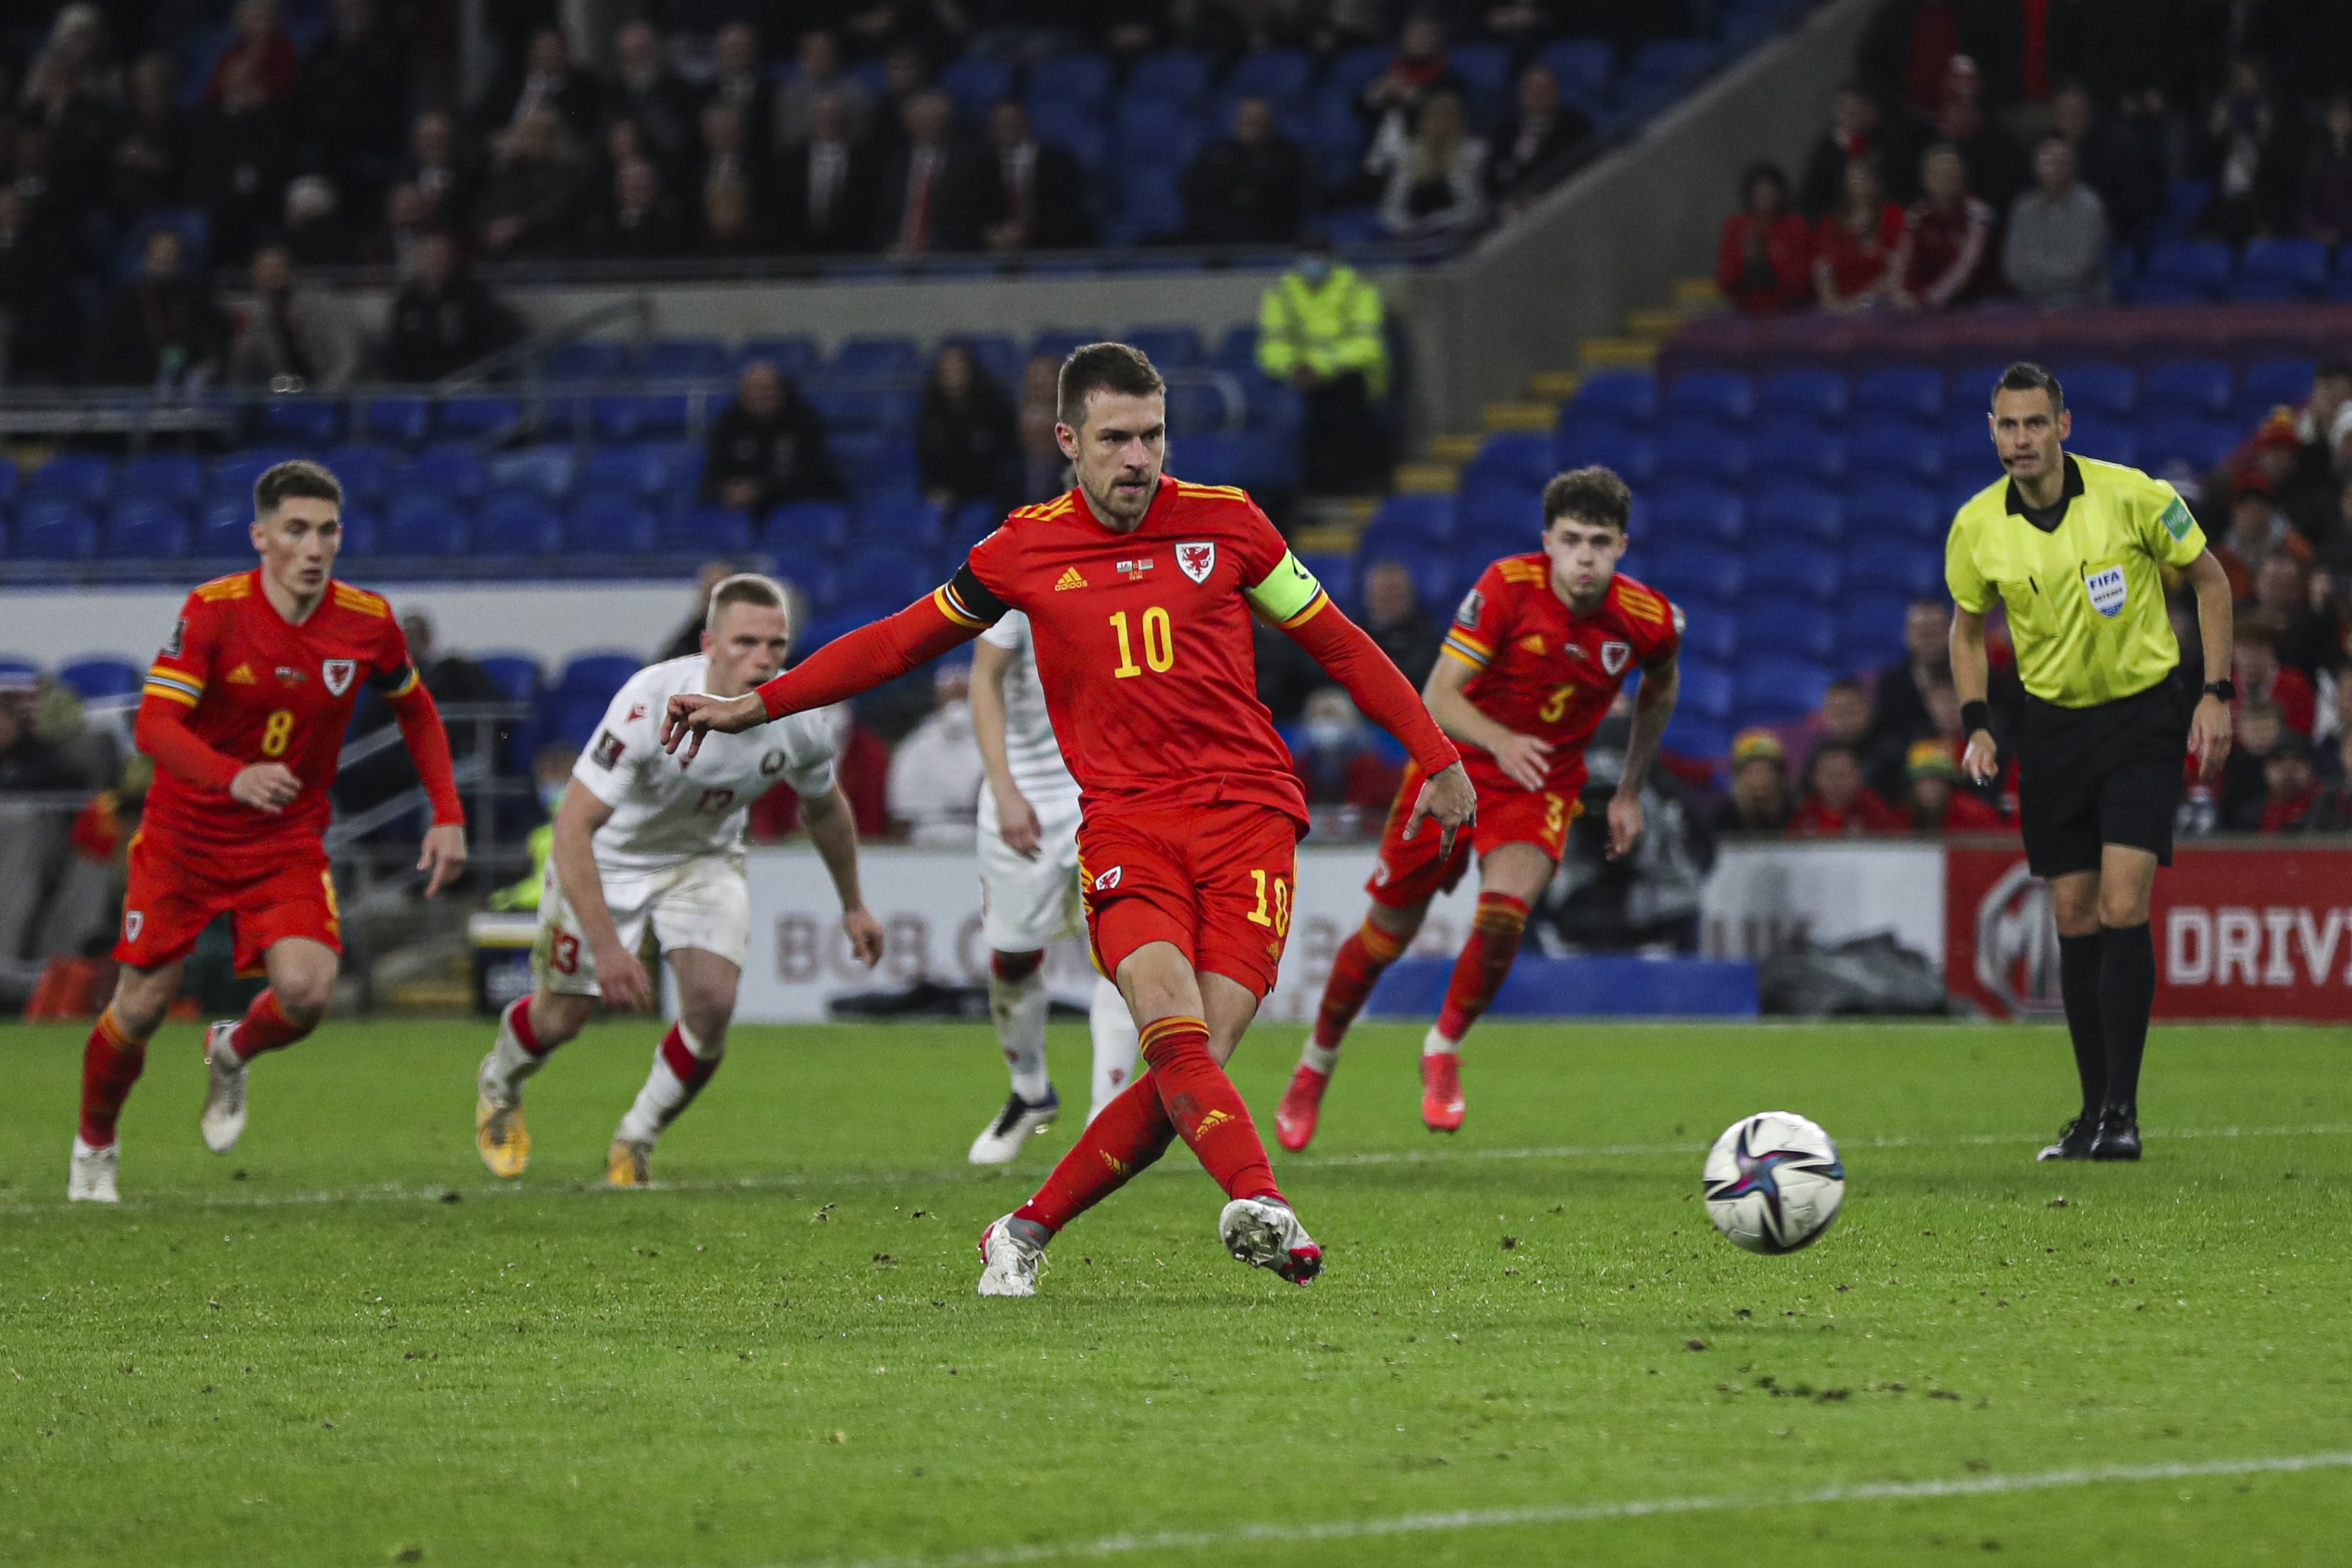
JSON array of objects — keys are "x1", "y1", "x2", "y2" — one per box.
[{"x1": 942, "y1": 560, "x2": 1011, "y2": 627}]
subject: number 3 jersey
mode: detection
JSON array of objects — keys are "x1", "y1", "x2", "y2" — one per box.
[
  {"x1": 141, "y1": 570, "x2": 420, "y2": 865},
  {"x1": 1440, "y1": 557, "x2": 1683, "y2": 801},
  {"x1": 572, "y1": 654, "x2": 838, "y2": 878}
]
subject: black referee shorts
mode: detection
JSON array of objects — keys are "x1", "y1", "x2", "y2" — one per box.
[{"x1": 2016, "y1": 679, "x2": 2189, "y2": 879}]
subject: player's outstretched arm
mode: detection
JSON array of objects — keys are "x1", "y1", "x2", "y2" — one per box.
[
  {"x1": 664, "y1": 589, "x2": 985, "y2": 759},
  {"x1": 801, "y1": 784, "x2": 885, "y2": 968},
  {"x1": 385, "y1": 680, "x2": 469, "y2": 894},
  {"x1": 1607, "y1": 655, "x2": 1680, "y2": 861}
]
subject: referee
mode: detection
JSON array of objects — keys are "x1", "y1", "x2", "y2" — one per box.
[{"x1": 1946, "y1": 363, "x2": 2234, "y2": 1163}]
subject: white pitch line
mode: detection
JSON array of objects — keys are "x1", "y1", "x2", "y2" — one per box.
[
  {"x1": 4, "y1": 1121, "x2": 2344, "y2": 1217},
  {"x1": 787, "y1": 1451, "x2": 2352, "y2": 1568}
]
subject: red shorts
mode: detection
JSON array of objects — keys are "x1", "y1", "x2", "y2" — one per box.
[
  {"x1": 115, "y1": 830, "x2": 343, "y2": 976},
  {"x1": 1364, "y1": 762, "x2": 1580, "y2": 910},
  {"x1": 1077, "y1": 801, "x2": 1303, "y2": 998}
]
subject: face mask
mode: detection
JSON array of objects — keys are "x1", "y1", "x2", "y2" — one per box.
[
  {"x1": 1305, "y1": 717, "x2": 1351, "y2": 750},
  {"x1": 1296, "y1": 257, "x2": 1332, "y2": 285}
]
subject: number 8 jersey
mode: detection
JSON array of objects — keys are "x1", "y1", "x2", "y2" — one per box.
[{"x1": 572, "y1": 655, "x2": 839, "y2": 877}]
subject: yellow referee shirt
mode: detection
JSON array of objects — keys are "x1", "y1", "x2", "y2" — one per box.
[{"x1": 1944, "y1": 454, "x2": 2208, "y2": 708}]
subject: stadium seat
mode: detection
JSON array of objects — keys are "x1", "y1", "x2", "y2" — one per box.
[
  {"x1": 406, "y1": 443, "x2": 487, "y2": 499},
  {"x1": 106, "y1": 498, "x2": 191, "y2": 559},
  {"x1": 380, "y1": 495, "x2": 470, "y2": 556},
  {"x1": 2139, "y1": 416, "x2": 2240, "y2": 472},
  {"x1": 832, "y1": 335, "x2": 924, "y2": 377},
  {"x1": 1226, "y1": 48, "x2": 1313, "y2": 106},
  {"x1": 474, "y1": 652, "x2": 544, "y2": 772},
  {"x1": 1539, "y1": 39, "x2": 1615, "y2": 101},
  {"x1": 258, "y1": 398, "x2": 343, "y2": 445},
  {"x1": 766, "y1": 500, "x2": 854, "y2": 555},
  {"x1": 358, "y1": 395, "x2": 433, "y2": 445},
  {"x1": 1125, "y1": 325, "x2": 1203, "y2": 368},
  {"x1": 1028, "y1": 51, "x2": 1112, "y2": 110},
  {"x1": 1844, "y1": 415, "x2": 1942, "y2": 483},
  {"x1": 1367, "y1": 492, "x2": 1457, "y2": 545},
  {"x1": 1213, "y1": 325, "x2": 1261, "y2": 373},
  {"x1": 2140, "y1": 241, "x2": 2231, "y2": 300},
  {"x1": 592, "y1": 393, "x2": 691, "y2": 441},
  {"x1": 1749, "y1": 482, "x2": 1842, "y2": 546},
  {"x1": 1676, "y1": 609, "x2": 1737, "y2": 664},
  {"x1": 1757, "y1": 368, "x2": 1848, "y2": 424},
  {"x1": 1837, "y1": 592, "x2": 1912, "y2": 665},
  {"x1": 640, "y1": 338, "x2": 731, "y2": 380},
  {"x1": 475, "y1": 492, "x2": 565, "y2": 555},
  {"x1": 1939, "y1": 422, "x2": 1994, "y2": 476},
  {"x1": 1844, "y1": 479, "x2": 1941, "y2": 543},
  {"x1": 937, "y1": 54, "x2": 1014, "y2": 121},
  {"x1": 576, "y1": 445, "x2": 665, "y2": 500},
  {"x1": 1620, "y1": 39, "x2": 1720, "y2": 110},
  {"x1": 741, "y1": 335, "x2": 821, "y2": 377},
  {"x1": 543, "y1": 340, "x2": 630, "y2": 382},
  {"x1": 2047, "y1": 360, "x2": 2136, "y2": 417},
  {"x1": 1845, "y1": 540, "x2": 1942, "y2": 597},
  {"x1": 1129, "y1": 49, "x2": 1209, "y2": 103},
  {"x1": 1556, "y1": 428, "x2": 1657, "y2": 485},
  {"x1": 2238, "y1": 356, "x2": 2314, "y2": 415},
  {"x1": 1169, "y1": 433, "x2": 1246, "y2": 487},
  {"x1": 116, "y1": 452, "x2": 204, "y2": 504},
  {"x1": 1740, "y1": 598, "x2": 1836, "y2": 661},
  {"x1": 1662, "y1": 370, "x2": 1755, "y2": 426},
  {"x1": 954, "y1": 333, "x2": 1024, "y2": 388},
  {"x1": 566, "y1": 495, "x2": 656, "y2": 554},
  {"x1": 1731, "y1": 658, "x2": 1831, "y2": 724},
  {"x1": 195, "y1": 498, "x2": 253, "y2": 556},
  {"x1": 26, "y1": 452, "x2": 113, "y2": 507},
  {"x1": 1166, "y1": 379, "x2": 1236, "y2": 433},
  {"x1": 11, "y1": 500, "x2": 98, "y2": 559},
  {"x1": 835, "y1": 546, "x2": 932, "y2": 607},
  {"x1": 2232, "y1": 238, "x2": 2328, "y2": 301},
  {"x1": 1465, "y1": 430, "x2": 1557, "y2": 490},
  {"x1": 321, "y1": 443, "x2": 395, "y2": 501},
  {"x1": 56, "y1": 657, "x2": 143, "y2": 700},
  {"x1": 1657, "y1": 424, "x2": 1750, "y2": 484},
  {"x1": 1028, "y1": 103, "x2": 1109, "y2": 173},
  {"x1": 857, "y1": 495, "x2": 946, "y2": 550},
  {"x1": 1354, "y1": 542, "x2": 1455, "y2": 605},
  {"x1": 1852, "y1": 364, "x2": 1943, "y2": 423},
  {"x1": 547, "y1": 653, "x2": 644, "y2": 747},
  {"x1": 1748, "y1": 419, "x2": 1846, "y2": 484},
  {"x1": 830, "y1": 433, "x2": 919, "y2": 501},
  {"x1": 338, "y1": 505, "x2": 383, "y2": 557},
  {"x1": 2064, "y1": 415, "x2": 2140, "y2": 467},
  {"x1": 1568, "y1": 371, "x2": 1657, "y2": 426},
  {"x1": 662, "y1": 507, "x2": 754, "y2": 554},
  {"x1": 1742, "y1": 544, "x2": 1839, "y2": 601},
  {"x1": 1662, "y1": 712, "x2": 1731, "y2": 763},
  {"x1": 2141, "y1": 358, "x2": 2234, "y2": 416},
  {"x1": 1645, "y1": 483, "x2": 1742, "y2": 546},
  {"x1": 0, "y1": 457, "x2": 15, "y2": 505},
  {"x1": 486, "y1": 445, "x2": 575, "y2": 502},
  {"x1": 437, "y1": 395, "x2": 521, "y2": 441}
]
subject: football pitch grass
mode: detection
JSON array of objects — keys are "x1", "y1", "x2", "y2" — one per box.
[{"x1": 3, "y1": 1017, "x2": 2348, "y2": 1567}]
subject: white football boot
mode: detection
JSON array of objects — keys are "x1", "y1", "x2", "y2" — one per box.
[
  {"x1": 199, "y1": 1020, "x2": 248, "y2": 1153},
  {"x1": 68, "y1": 1138, "x2": 120, "y2": 1203},
  {"x1": 1218, "y1": 1197, "x2": 1324, "y2": 1285},
  {"x1": 967, "y1": 1088, "x2": 1059, "y2": 1165},
  {"x1": 975, "y1": 1213, "x2": 1049, "y2": 1298}
]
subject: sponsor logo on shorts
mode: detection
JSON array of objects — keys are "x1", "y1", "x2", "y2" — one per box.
[
  {"x1": 321, "y1": 658, "x2": 357, "y2": 695},
  {"x1": 2084, "y1": 565, "x2": 2127, "y2": 618},
  {"x1": 1454, "y1": 590, "x2": 1483, "y2": 628},
  {"x1": 124, "y1": 910, "x2": 143, "y2": 941},
  {"x1": 1091, "y1": 865, "x2": 1123, "y2": 891},
  {"x1": 1600, "y1": 639, "x2": 1632, "y2": 675},
  {"x1": 1176, "y1": 542, "x2": 1216, "y2": 584},
  {"x1": 590, "y1": 729, "x2": 626, "y2": 769}
]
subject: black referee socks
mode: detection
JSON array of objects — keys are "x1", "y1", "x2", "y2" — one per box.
[
  {"x1": 2098, "y1": 922, "x2": 2156, "y2": 1117},
  {"x1": 2056, "y1": 931, "x2": 2107, "y2": 1121}
]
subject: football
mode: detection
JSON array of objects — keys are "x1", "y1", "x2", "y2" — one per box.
[{"x1": 1702, "y1": 1111, "x2": 1847, "y2": 1255}]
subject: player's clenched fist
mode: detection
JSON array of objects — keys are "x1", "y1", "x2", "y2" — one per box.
[
  {"x1": 662, "y1": 690, "x2": 764, "y2": 759},
  {"x1": 1400, "y1": 760, "x2": 1478, "y2": 859},
  {"x1": 229, "y1": 762, "x2": 303, "y2": 813}
]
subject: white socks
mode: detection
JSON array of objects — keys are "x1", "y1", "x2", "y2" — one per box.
[
  {"x1": 1298, "y1": 1041, "x2": 1340, "y2": 1076},
  {"x1": 616, "y1": 1022, "x2": 721, "y2": 1146},
  {"x1": 1423, "y1": 1026, "x2": 1459, "y2": 1058},
  {"x1": 485, "y1": 998, "x2": 546, "y2": 1100},
  {"x1": 1087, "y1": 976, "x2": 1140, "y2": 1122},
  {"x1": 990, "y1": 966, "x2": 1054, "y2": 1103}
]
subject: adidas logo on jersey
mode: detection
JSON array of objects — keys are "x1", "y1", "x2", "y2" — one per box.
[
  {"x1": 1518, "y1": 634, "x2": 1545, "y2": 656},
  {"x1": 1054, "y1": 567, "x2": 1088, "y2": 591},
  {"x1": 226, "y1": 663, "x2": 256, "y2": 684}
]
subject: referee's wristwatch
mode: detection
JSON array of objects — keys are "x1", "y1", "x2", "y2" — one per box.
[{"x1": 2201, "y1": 679, "x2": 2235, "y2": 702}]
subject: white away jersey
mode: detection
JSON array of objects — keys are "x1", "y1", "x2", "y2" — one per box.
[
  {"x1": 976, "y1": 610, "x2": 1079, "y2": 808},
  {"x1": 572, "y1": 655, "x2": 837, "y2": 875}
]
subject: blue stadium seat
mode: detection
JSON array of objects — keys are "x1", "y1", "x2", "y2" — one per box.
[
  {"x1": 1844, "y1": 415, "x2": 1943, "y2": 482},
  {"x1": 937, "y1": 54, "x2": 1014, "y2": 121},
  {"x1": 1353, "y1": 542, "x2": 1455, "y2": 606},
  {"x1": 832, "y1": 335, "x2": 924, "y2": 377},
  {"x1": 1169, "y1": 433, "x2": 1246, "y2": 487},
  {"x1": 27, "y1": 452, "x2": 112, "y2": 507},
  {"x1": 1126, "y1": 325, "x2": 1203, "y2": 368},
  {"x1": 1640, "y1": 550, "x2": 1742, "y2": 606},
  {"x1": 2064, "y1": 415, "x2": 2140, "y2": 467},
  {"x1": 544, "y1": 340, "x2": 630, "y2": 382},
  {"x1": 2232, "y1": 238, "x2": 2328, "y2": 301},
  {"x1": 1166, "y1": 379, "x2": 1236, "y2": 432},
  {"x1": 741, "y1": 336, "x2": 821, "y2": 377},
  {"x1": 857, "y1": 495, "x2": 946, "y2": 550},
  {"x1": 641, "y1": 338, "x2": 731, "y2": 380},
  {"x1": 1939, "y1": 422, "x2": 1993, "y2": 476},
  {"x1": 1466, "y1": 430, "x2": 1557, "y2": 490},
  {"x1": 1366, "y1": 492, "x2": 1456, "y2": 545},
  {"x1": 358, "y1": 395, "x2": 433, "y2": 446},
  {"x1": 1749, "y1": 482, "x2": 1842, "y2": 546},
  {"x1": 437, "y1": 395, "x2": 521, "y2": 441},
  {"x1": 1555, "y1": 428, "x2": 1657, "y2": 485},
  {"x1": 1852, "y1": 364, "x2": 1943, "y2": 423},
  {"x1": 831, "y1": 432, "x2": 920, "y2": 501},
  {"x1": 1645, "y1": 483, "x2": 1742, "y2": 546},
  {"x1": 2238, "y1": 356, "x2": 2314, "y2": 415},
  {"x1": 1844, "y1": 479, "x2": 1941, "y2": 543},
  {"x1": 2140, "y1": 241, "x2": 2231, "y2": 300},
  {"x1": 767, "y1": 500, "x2": 854, "y2": 555},
  {"x1": 1837, "y1": 592, "x2": 1912, "y2": 664},
  {"x1": 337, "y1": 505, "x2": 383, "y2": 557},
  {"x1": 1029, "y1": 103, "x2": 1109, "y2": 173},
  {"x1": 566, "y1": 495, "x2": 656, "y2": 554},
  {"x1": 662, "y1": 507, "x2": 754, "y2": 554},
  {"x1": 2142, "y1": 358, "x2": 2234, "y2": 417},
  {"x1": 322, "y1": 443, "x2": 395, "y2": 501},
  {"x1": 1757, "y1": 368, "x2": 1847, "y2": 423},
  {"x1": 1740, "y1": 599, "x2": 1836, "y2": 661},
  {"x1": 2047, "y1": 360, "x2": 2136, "y2": 416},
  {"x1": 1129, "y1": 49, "x2": 1209, "y2": 103},
  {"x1": 1213, "y1": 326, "x2": 1261, "y2": 373},
  {"x1": 547, "y1": 654, "x2": 644, "y2": 747},
  {"x1": 1226, "y1": 49, "x2": 1313, "y2": 106},
  {"x1": 258, "y1": 398, "x2": 343, "y2": 445},
  {"x1": 407, "y1": 443, "x2": 487, "y2": 499},
  {"x1": 106, "y1": 499, "x2": 191, "y2": 558},
  {"x1": 11, "y1": 500, "x2": 98, "y2": 559},
  {"x1": 1308, "y1": 88, "x2": 1370, "y2": 186},
  {"x1": 1449, "y1": 41, "x2": 1510, "y2": 106},
  {"x1": 486, "y1": 445, "x2": 575, "y2": 502},
  {"x1": 1539, "y1": 39, "x2": 1615, "y2": 100},
  {"x1": 955, "y1": 333, "x2": 1024, "y2": 388},
  {"x1": 835, "y1": 546, "x2": 932, "y2": 607},
  {"x1": 116, "y1": 452, "x2": 204, "y2": 504},
  {"x1": 477, "y1": 654, "x2": 542, "y2": 705},
  {"x1": 0, "y1": 457, "x2": 15, "y2": 505},
  {"x1": 1115, "y1": 97, "x2": 1210, "y2": 166},
  {"x1": 196, "y1": 497, "x2": 253, "y2": 556},
  {"x1": 1662, "y1": 370, "x2": 1754, "y2": 426},
  {"x1": 1662, "y1": 713, "x2": 1731, "y2": 763},
  {"x1": 1743, "y1": 544, "x2": 1839, "y2": 600},
  {"x1": 2140, "y1": 416, "x2": 2240, "y2": 472},
  {"x1": 1030, "y1": 327, "x2": 1113, "y2": 367},
  {"x1": 1568, "y1": 371, "x2": 1657, "y2": 425},
  {"x1": 592, "y1": 393, "x2": 690, "y2": 441},
  {"x1": 1677, "y1": 609, "x2": 1737, "y2": 665},
  {"x1": 1845, "y1": 540, "x2": 1942, "y2": 597},
  {"x1": 1748, "y1": 419, "x2": 1845, "y2": 484},
  {"x1": 1029, "y1": 52, "x2": 1113, "y2": 110},
  {"x1": 1656, "y1": 423, "x2": 1750, "y2": 484},
  {"x1": 56, "y1": 657, "x2": 142, "y2": 700},
  {"x1": 579, "y1": 444, "x2": 672, "y2": 500},
  {"x1": 765, "y1": 551, "x2": 838, "y2": 612},
  {"x1": 381, "y1": 495, "x2": 470, "y2": 556},
  {"x1": 475, "y1": 492, "x2": 564, "y2": 555},
  {"x1": 1731, "y1": 658, "x2": 1831, "y2": 724}
]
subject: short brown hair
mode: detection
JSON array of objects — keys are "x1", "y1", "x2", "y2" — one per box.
[
  {"x1": 1057, "y1": 342, "x2": 1166, "y2": 430},
  {"x1": 254, "y1": 458, "x2": 343, "y2": 516},
  {"x1": 704, "y1": 571, "x2": 788, "y2": 633},
  {"x1": 1542, "y1": 466, "x2": 1632, "y2": 532}
]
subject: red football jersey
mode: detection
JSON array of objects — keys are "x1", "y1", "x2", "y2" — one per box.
[
  {"x1": 950, "y1": 477, "x2": 1314, "y2": 823},
  {"x1": 141, "y1": 570, "x2": 418, "y2": 864},
  {"x1": 1439, "y1": 557, "x2": 1682, "y2": 801}
]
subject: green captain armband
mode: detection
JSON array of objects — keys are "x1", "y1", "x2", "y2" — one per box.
[{"x1": 1245, "y1": 550, "x2": 1327, "y2": 627}]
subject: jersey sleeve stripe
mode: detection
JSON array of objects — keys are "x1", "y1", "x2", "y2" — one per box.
[
  {"x1": 1447, "y1": 627, "x2": 1493, "y2": 657},
  {"x1": 1440, "y1": 634, "x2": 1491, "y2": 669},
  {"x1": 1276, "y1": 590, "x2": 1331, "y2": 631},
  {"x1": 144, "y1": 668, "x2": 203, "y2": 701},
  {"x1": 142, "y1": 678, "x2": 201, "y2": 707},
  {"x1": 934, "y1": 584, "x2": 991, "y2": 628}
]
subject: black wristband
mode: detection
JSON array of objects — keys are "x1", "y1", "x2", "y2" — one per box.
[
  {"x1": 1961, "y1": 700, "x2": 1994, "y2": 739},
  {"x1": 2202, "y1": 679, "x2": 2235, "y2": 702}
]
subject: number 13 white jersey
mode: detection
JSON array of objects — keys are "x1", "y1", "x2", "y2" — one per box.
[{"x1": 570, "y1": 655, "x2": 838, "y2": 879}]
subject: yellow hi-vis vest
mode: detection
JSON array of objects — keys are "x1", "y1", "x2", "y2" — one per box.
[{"x1": 1256, "y1": 266, "x2": 1388, "y2": 400}]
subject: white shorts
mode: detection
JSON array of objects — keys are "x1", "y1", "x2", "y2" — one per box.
[
  {"x1": 976, "y1": 791, "x2": 1085, "y2": 954},
  {"x1": 534, "y1": 853, "x2": 749, "y2": 997}
]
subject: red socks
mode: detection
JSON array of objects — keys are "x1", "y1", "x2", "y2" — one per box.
[
  {"x1": 228, "y1": 989, "x2": 311, "y2": 1061},
  {"x1": 79, "y1": 1007, "x2": 146, "y2": 1147},
  {"x1": 1014, "y1": 1071, "x2": 1177, "y2": 1233},
  {"x1": 507, "y1": 996, "x2": 552, "y2": 1057},
  {"x1": 1433, "y1": 892, "x2": 1530, "y2": 1044},
  {"x1": 1313, "y1": 919, "x2": 1407, "y2": 1050},
  {"x1": 1138, "y1": 1015, "x2": 1281, "y2": 1204},
  {"x1": 991, "y1": 949, "x2": 1044, "y2": 983},
  {"x1": 659, "y1": 1022, "x2": 722, "y2": 1096}
]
